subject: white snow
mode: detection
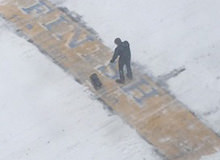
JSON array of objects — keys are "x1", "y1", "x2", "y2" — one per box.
[
  {"x1": 0, "y1": 19, "x2": 161, "y2": 160},
  {"x1": 54, "y1": 0, "x2": 220, "y2": 135},
  {"x1": 0, "y1": 0, "x2": 7, "y2": 5},
  {"x1": 200, "y1": 151, "x2": 220, "y2": 160},
  {"x1": 2, "y1": 0, "x2": 220, "y2": 159}
]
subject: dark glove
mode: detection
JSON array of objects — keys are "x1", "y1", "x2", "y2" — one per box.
[{"x1": 110, "y1": 59, "x2": 114, "y2": 63}]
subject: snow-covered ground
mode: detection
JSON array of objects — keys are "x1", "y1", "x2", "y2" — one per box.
[
  {"x1": 0, "y1": 19, "x2": 161, "y2": 160},
  {"x1": 1, "y1": 0, "x2": 220, "y2": 159},
  {"x1": 51, "y1": 1, "x2": 220, "y2": 159},
  {"x1": 200, "y1": 151, "x2": 220, "y2": 160},
  {"x1": 53, "y1": 0, "x2": 220, "y2": 136}
]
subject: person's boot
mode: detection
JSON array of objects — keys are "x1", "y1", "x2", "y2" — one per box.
[{"x1": 115, "y1": 79, "x2": 125, "y2": 84}]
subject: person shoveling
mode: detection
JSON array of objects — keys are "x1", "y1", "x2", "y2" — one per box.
[{"x1": 110, "y1": 38, "x2": 133, "y2": 84}]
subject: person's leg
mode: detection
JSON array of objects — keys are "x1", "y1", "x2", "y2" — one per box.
[
  {"x1": 126, "y1": 61, "x2": 133, "y2": 79},
  {"x1": 118, "y1": 62, "x2": 125, "y2": 83}
]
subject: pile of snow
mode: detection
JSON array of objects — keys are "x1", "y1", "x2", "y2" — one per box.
[{"x1": 0, "y1": 18, "x2": 161, "y2": 160}]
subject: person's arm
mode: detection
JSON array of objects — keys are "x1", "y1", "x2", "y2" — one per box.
[{"x1": 110, "y1": 47, "x2": 119, "y2": 63}]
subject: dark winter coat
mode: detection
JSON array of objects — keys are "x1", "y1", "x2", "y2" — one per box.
[{"x1": 111, "y1": 41, "x2": 131, "y2": 64}]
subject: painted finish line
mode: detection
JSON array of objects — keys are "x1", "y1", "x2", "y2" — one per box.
[{"x1": 1, "y1": 0, "x2": 220, "y2": 159}]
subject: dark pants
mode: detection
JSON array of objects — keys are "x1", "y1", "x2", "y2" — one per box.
[{"x1": 118, "y1": 60, "x2": 132, "y2": 81}]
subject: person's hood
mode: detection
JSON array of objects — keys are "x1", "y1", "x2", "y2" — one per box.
[{"x1": 121, "y1": 41, "x2": 129, "y2": 48}]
